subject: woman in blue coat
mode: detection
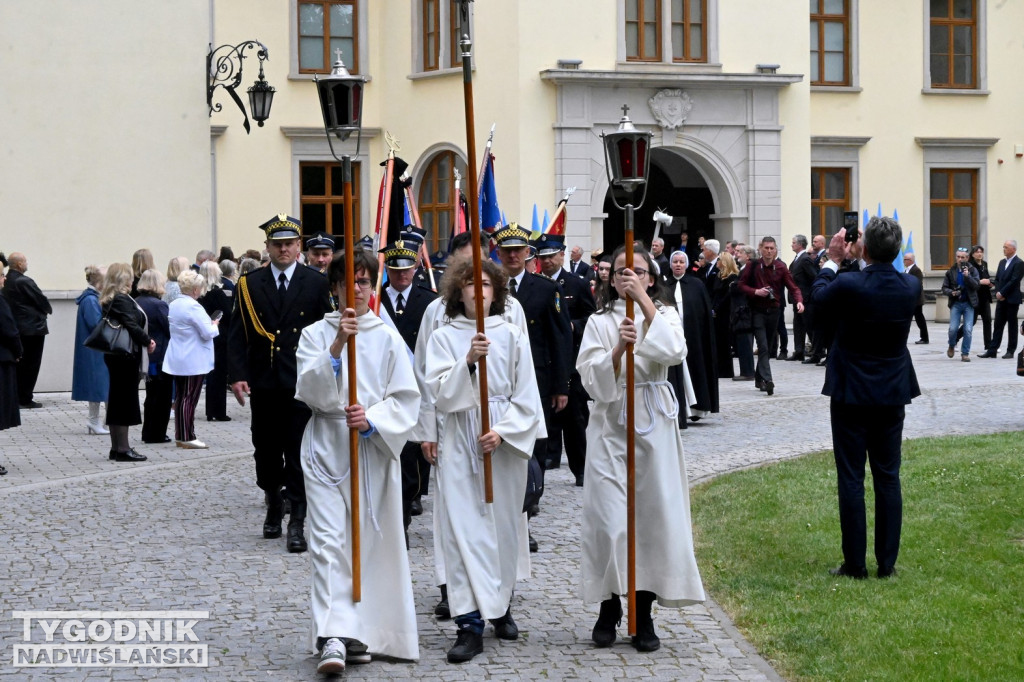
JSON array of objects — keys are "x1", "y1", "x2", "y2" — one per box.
[{"x1": 72, "y1": 265, "x2": 110, "y2": 434}]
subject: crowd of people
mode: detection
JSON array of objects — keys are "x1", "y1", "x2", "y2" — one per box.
[{"x1": 1, "y1": 214, "x2": 1022, "y2": 675}]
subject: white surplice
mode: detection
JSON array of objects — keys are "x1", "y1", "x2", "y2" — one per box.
[
  {"x1": 295, "y1": 311, "x2": 420, "y2": 660},
  {"x1": 424, "y1": 314, "x2": 542, "y2": 619},
  {"x1": 411, "y1": 296, "x2": 534, "y2": 587},
  {"x1": 576, "y1": 300, "x2": 706, "y2": 607}
]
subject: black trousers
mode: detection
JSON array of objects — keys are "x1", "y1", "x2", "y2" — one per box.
[
  {"x1": 752, "y1": 308, "x2": 780, "y2": 383},
  {"x1": 249, "y1": 389, "x2": 311, "y2": 505},
  {"x1": 775, "y1": 308, "x2": 788, "y2": 353},
  {"x1": 141, "y1": 371, "x2": 173, "y2": 442},
  {"x1": 912, "y1": 304, "x2": 929, "y2": 343},
  {"x1": 205, "y1": 338, "x2": 228, "y2": 419},
  {"x1": 792, "y1": 304, "x2": 809, "y2": 357},
  {"x1": 16, "y1": 335, "x2": 45, "y2": 404},
  {"x1": 988, "y1": 301, "x2": 1020, "y2": 354},
  {"x1": 830, "y1": 401, "x2": 904, "y2": 573},
  {"x1": 545, "y1": 373, "x2": 589, "y2": 477},
  {"x1": 400, "y1": 440, "x2": 430, "y2": 527}
]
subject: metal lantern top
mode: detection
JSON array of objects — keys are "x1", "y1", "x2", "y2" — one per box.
[
  {"x1": 315, "y1": 51, "x2": 366, "y2": 142},
  {"x1": 602, "y1": 105, "x2": 653, "y2": 195},
  {"x1": 247, "y1": 60, "x2": 275, "y2": 127}
]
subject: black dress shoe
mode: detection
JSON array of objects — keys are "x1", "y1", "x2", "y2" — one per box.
[
  {"x1": 529, "y1": 534, "x2": 539, "y2": 552},
  {"x1": 877, "y1": 566, "x2": 898, "y2": 579},
  {"x1": 914, "y1": 339, "x2": 929, "y2": 345},
  {"x1": 754, "y1": 378, "x2": 763, "y2": 390},
  {"x1": 142, "y1": 436, "x2": 172, "y2": 444},
  {"x1": 0, "y1": 464, "x2": 7, "y2": 476},
  {"x1": 20, "y1": 400, "x2": 42, "y2": 409},
  {"x1": 575, "y1": 474, "x2": 584, "y2": 487},
  {"x1": 764, "y1": 381, "x2": 774, "y2": 396},
  {"x1": 977, "y1": 351, "x2": 997, "y2": 358},
  {"x1": 112, "y1": 449, "x2": 147, "y2": 462},
  {"x1": 732, "y1": 375, "x2": 755, "y2": 381},
  {"x1": 1002, "y1": 351, "x2": 1015, "y2": 359},
  {"x1": 434, "y1": 585, "x2": 451, "y2": 619},
  {"x1": 410, "y1": 497, "x2": 423, "y2": 516},
  {"x1": 777, "y1": 351, "x2": 789, "y2": 361},
  {"x1": 490, "y1": 607, "x2": 519, "y2": 640},
  {"x1": 207, "y1": 415, "x2": 232, "y2": 422},
  {"x1": 447, "y1": 628, "x2": 483, "y2": 663},
  {"x1": 829, "y1": 563, "x2": 868, "y2": 579},
  {"x1": 287, "y1": 521, "x2": 308, "y2": 553}
]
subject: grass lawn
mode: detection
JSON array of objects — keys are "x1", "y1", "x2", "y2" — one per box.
[{"x1": 691, "y1": 432, "x2": 1024, "y2": 682}]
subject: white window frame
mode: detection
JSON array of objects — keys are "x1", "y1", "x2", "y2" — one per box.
[
  {"x1": 617, "y1": 0, "x2": 720, "y2": 68},
  {"x1": 922, "y1": 0, "x2": 988, "y2": 95},
  {"x1": 409, "y1": 0, "x2": 474, "y2": 79},
  {"x1": 810, "y1": 0, "x2": 861, "y2": 92},
  {"x1": 288, "y1": 0, "x2": 370, "y2": 81}
]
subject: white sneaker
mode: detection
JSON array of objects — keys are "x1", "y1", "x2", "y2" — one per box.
[
  {"x1": 176, "y1": 440, "x2": 208, "y2": 449},
  {"x1": 317, "y1": 638, "x2": 346, "y2": 674}
]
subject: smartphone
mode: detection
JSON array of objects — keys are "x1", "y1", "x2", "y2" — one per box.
[
  {"x1": 843, "y1": 211, "x2": 860, "y2": 243},
  {"x1": 211, "y1": 310, "x2": 224, "y2": 322}
]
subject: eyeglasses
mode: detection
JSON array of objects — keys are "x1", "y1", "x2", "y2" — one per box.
[
  {"x1": 613, "y1": 268, "x2": 649, "y2": 278},
  {"x1": 348, "y1": 278, "x2": 373, "y2": 289}
]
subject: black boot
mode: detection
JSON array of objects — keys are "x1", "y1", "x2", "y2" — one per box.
[
  {"x1": 631, "y1": 590, "x2": 660, "y2": 652},
  {"x1": 287, "y1": 501, "x2": 307, "y2": 553},
  {"x1": 489, "y1": 606, "x2": 519, "y2": 640},
  {"x1": 592, "y1": 595, "x2": 622, "y2": 647},
  {"x1": 263, "y1": 488, "x2": 284, "y2": 539},
  {"x1": 447, "y1": 627, "x2": 483, "y2": 663},
  {"x1": 434, "y1": 585, "x2": 451, "y2": 619}
]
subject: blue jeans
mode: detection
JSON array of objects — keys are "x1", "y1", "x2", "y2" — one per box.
[{"x1": 947, "y1": 301, "x2": 975, "y2": 355}]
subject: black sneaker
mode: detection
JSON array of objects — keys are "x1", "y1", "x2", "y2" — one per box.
[{"x1": 447, "y1": 628, "x2": 483, "y2": 663}]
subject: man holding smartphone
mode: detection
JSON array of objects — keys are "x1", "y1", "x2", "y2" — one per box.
[{"x1": 940, "y1": 247, "x2": 980, "y2": 362}]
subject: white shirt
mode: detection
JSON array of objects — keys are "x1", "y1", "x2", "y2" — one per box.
[
  {"x1": 270, "y1": 261, "x2": 298, "y2": 290},
  {"x1": 162, "y1": 296, "x2": 219, "y2": 376}
]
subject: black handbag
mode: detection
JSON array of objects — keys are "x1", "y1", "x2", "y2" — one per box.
[
  {"x1": 84, "y1": 316, "x2": 136, "y2": 355},
  {"x1": 1017, "y1": 350, "x2": 1024, "y2": 377}
]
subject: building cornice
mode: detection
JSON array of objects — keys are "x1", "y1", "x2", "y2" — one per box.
[
  {"x1": 280, "y1": 127, "x2": 382, "y2": 140},
  {"x1": 539, "y1": 68, "x2": 802, "y2": 89},
  {"x1": 811, "y1": 136, "x2": 871, "y2": 147}
]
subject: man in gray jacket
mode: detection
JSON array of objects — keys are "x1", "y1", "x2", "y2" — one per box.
[{"x1": 940, "y1": 247, "x2": 979, "y2": 361}]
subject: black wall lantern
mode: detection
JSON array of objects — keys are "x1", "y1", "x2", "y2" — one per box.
[{"x1": 207, "y1": 40, "x2": 275, "y2": 134}]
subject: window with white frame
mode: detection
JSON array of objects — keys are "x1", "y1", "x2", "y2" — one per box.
[
  {"x1": 620, "y1": 0, "x2": 718, "y2": 65},
  {"x1": 413, "y1": 0, "x2": 471, "y2": 75}
]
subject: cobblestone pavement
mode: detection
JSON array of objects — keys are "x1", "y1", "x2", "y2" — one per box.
[{"x1": 1, "y1": 323, "x2": 1021, "y2": 680}]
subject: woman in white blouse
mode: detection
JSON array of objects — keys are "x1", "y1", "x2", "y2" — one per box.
[{"x1": 163, "y1": 271, "x2": 220, "y2": 448}]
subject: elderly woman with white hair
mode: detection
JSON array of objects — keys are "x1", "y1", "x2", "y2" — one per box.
[{"x1": 163, "y1": 271, "x2": 220, "y2": 448}]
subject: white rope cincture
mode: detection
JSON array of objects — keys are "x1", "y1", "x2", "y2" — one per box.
[
  {"x1": 461, "y1": 394, "x2": 510, "y2": 515},
  {"x1": 617, "y1": 381, "x2": 678, "y2": 436},
  {"x1": 305, "y1": 409, "x2": 381, "y2": 534}
]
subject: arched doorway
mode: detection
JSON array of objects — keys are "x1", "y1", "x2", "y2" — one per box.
[{"x1": 602, "y1": 147, "x2": 715, "y2": 258}]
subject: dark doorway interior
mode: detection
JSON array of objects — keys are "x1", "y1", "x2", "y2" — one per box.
[{"x1": 602, "y1": 155, "x2": 715, "y2": 261}]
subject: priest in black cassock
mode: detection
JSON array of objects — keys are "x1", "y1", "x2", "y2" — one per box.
[{"x1": 664, "y1": 250, "x2": 719, "y2": 427}]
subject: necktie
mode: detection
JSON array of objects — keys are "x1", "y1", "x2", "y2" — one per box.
[
  {"x1": 278, "y1": 272, "x2": 287, "y2": 294},
  {"x1": 395, "y1": 292, "x2": 405, "y2": 315},
  {"x1": 510, "y1": 277, "x2": 518, "y2": 295}
]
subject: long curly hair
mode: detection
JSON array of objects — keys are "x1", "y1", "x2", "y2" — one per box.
[{"x1": 442, "y1": 259, "x2": 508, "y2": 320}]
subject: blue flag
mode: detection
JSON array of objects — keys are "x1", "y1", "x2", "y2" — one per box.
[{"x1": 479, "y1": 153, "x2": 501, "y2": 232}]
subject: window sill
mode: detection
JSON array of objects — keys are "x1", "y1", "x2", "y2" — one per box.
[
  {"x1": 289, "y1": 72, "x2": 373, "y2": 83},
  {"x1": 408, "y1": 66, "x2": 471, "y2": 81},
  {"x1": 921, "y1": 87, "x2": 989, "y2": 96},
  {"x1": 615, "y1": 61, "x2": 723, "y2": 74},
  {"x1": 811, "y1": 85, "x2": 862, "y2": 93}
]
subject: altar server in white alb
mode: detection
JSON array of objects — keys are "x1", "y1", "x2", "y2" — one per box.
[
  {"x1": 424, "y1": 258, "x2": 543, "y2": 664},
  {"x1": 295, "y1": 250, "x2": 420, "y2": 675},
  {"x1": 576, "y1": 245, "x2": 705, "y2": 653},
  {"x1": 411, "y1": 231, "x2": 530, "y2": 622}
]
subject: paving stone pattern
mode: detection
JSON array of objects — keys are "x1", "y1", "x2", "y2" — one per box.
[{"x1": 1, "y1": 325, "x2": 1021, "y2": 680}]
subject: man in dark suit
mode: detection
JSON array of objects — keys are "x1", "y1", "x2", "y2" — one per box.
[
  {"x1": 902, "y1": 252, "x2": 928, "y2": 344},
  {"x1": 379, "y1": 231, "x2": 438, "y2": 530},
  {"x1": 978, "y1": 239, "x2": 1023, "y2": 358},
  {"x1": 2, "y1": 252, "x2": 51, "y2": 408},
  {"x1": 567, "y1": 245, "x2": 593, "y2": 280},
  {"x1": 496, "y1": 223, "x2": 572, "y2": 546},
  {"x1": 811, "y1": 216, "x2": 920, "y2": 579},
  {"x1": 227, "y1": 214, "x2": 334, "y2": 553},
  {"x1": 304, "y1": 232, "x2": 335, "y2": 274},
  {"x1": 787, "y1": 235, "x2": 817, "y2": 362},
  {"x1": 534, "y1": 234, "x2": 596, "y2": 485},
  {"x1": 650, "y1": 238, "x2": 671, "y2": 280}
]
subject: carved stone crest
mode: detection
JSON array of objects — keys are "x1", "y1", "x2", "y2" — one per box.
[{"x1": 648, "y1": 89, "x2": 693, "y2": 130}]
